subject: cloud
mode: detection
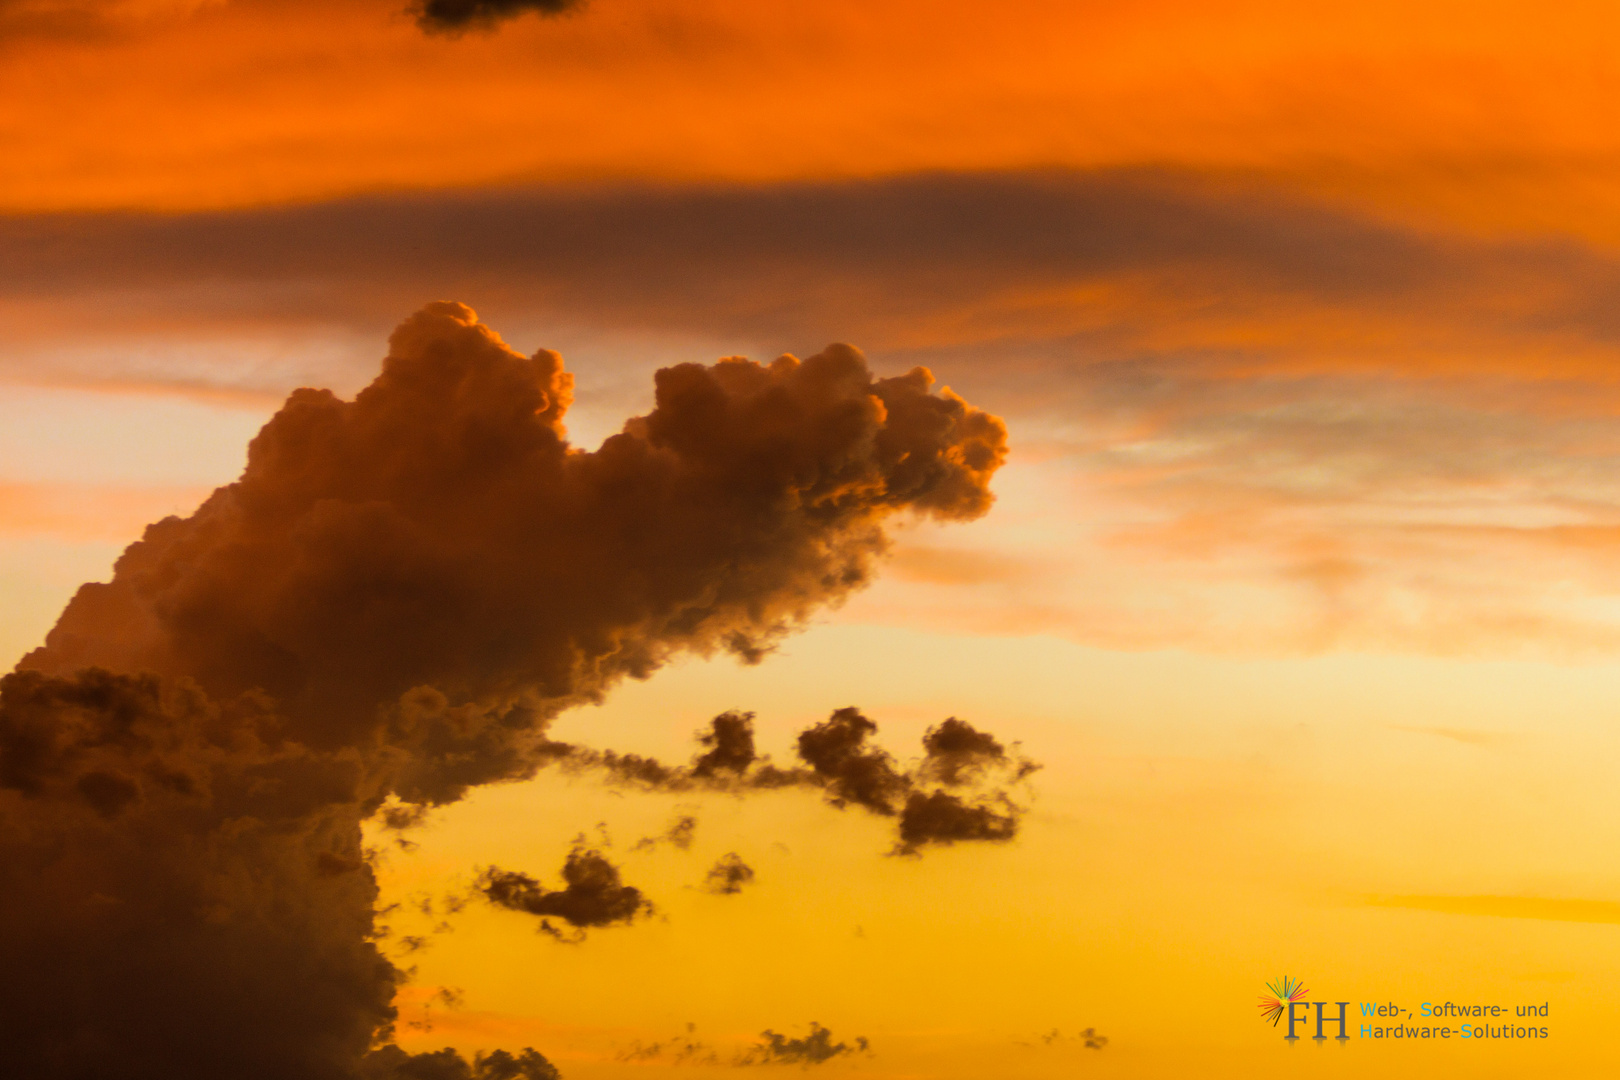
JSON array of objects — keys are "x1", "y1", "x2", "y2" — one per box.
[
  {"x1": 22, "y1": 302, "x2": 1004, "y2": 773},
  {"x1": 563, "y1": 709, "x2": 1038, "y2": 855},
  {"x1": 21, "y1": 174, "x2": 1620, "y2": 664},
  {"x1": 692, "y1": 710, "x2": 760, "y2": 779},
  {"x1": 897, "y1": 790, "x2": 1018, "y2": 853},
  {"x1": 919, "y1": 715, "x2": 1032, "y2": 786},
  {"x1": 480, "y1": 847, "x2": 652, "y2": 939},
  {"x1": 20, "y1": 177, "x2": 1618, "y2": 654},
  {"x1": 13, "y1": 169, "x2": 1620, "y2": 389},
  {"x1": 633, "y1": 812, "x2": 697, "y2": 851},
  {"x1": 796, "y1": 710, "x2": 1036, "y2": 854},
  {"x1": 0, "y1": 665, "x2": 408, "y2": 1077},
  {"x1": 795, "y1": 707, "x2": 910, "y2": 816},
  {"x1": 360, "y1": 1046, "x2": 562, "y2": 1080},
  {"x1": 410, "y1": 0, "x2": 583, "y2": 35},
  {"x1": 0, "y1": 303, "x2": 1007, "y2": 1077},
  {"x1": 0, "y1": 0, "x2": 582, "y2": 42},
  {"x1": 1023, "y1": 1027, "x2": 1107, "y2": 1050},
  {"x1": 703, "y1": 852, "x2": 754, "y2": 895},
  {"x1": 616, "y1": 1027, "x2": 718, "y2": 1066},
  {"x1": 739, "y1": 1022, "x2": 869, "y2": 1066}
]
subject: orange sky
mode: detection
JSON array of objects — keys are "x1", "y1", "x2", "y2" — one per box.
[
  {"x1": 6, "y1": 0, "x2": 1620, "y2": 240},
  {"x1": 9, "y1": 3, "x2": 1620, "y2": 1078}
]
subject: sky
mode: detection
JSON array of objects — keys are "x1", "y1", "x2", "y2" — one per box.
[{"x1": 5, "y1": 1, "x2": 1620, "y2": 1077}]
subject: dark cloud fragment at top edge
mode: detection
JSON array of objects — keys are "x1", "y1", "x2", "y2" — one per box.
[{"x1": 411, "y1": 0, "x2": 584, "y2": 34}]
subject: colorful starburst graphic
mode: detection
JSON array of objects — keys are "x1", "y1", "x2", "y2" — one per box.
[{"x1": 1258, "y1": 976, "x2": 1309, "y2": 1026}]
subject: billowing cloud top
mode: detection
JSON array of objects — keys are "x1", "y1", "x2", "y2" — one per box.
[
  {"x1": 24, "y1": 301, "x2": 1004, "y2": 777},
  {"x1": 0, "y1": 303, "x2": 1008, "y2": 1079}
]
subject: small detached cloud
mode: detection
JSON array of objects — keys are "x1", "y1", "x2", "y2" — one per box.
[
  {"x1": 633, "y1": 813, "x2": 698, "y2": 852},
  {"x1": 1018, "y1": 1027, "x2": 1108, "y2": 1050},
  {"x1": 617, "y1": 1024, "x2": 719, "y2": 1066},
  {"x1": 570, "y1": 710, "x2": 1039, "y2": 856},
  {"x1": 703, "y1": 853, "x2": 755, "y2": 895},
  {"x1": 738, "y1": 1022, "x2": 869, "y2": 1066},
  {"x1": 795, "y1": 709, "x2": 1039, "y2": 855},
  {"x1": 478, "y1": 846, "x2": 652, "y2": 940}
]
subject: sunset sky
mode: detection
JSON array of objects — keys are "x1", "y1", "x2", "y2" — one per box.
[{"x1": 6, "y1": 2, "x2": 1620, "y2": 1077}]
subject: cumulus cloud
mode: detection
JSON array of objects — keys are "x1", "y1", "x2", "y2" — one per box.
[
  {"x1": 897, "y1": 790, "x2": 1018, "y2": 852},
  {"x1": 692, "y1": 710, "x2": 760, "y2": 779},
  {"x1": 796, "y1": 708, "x2": 910, "y2": 815},
  {"x1": 23, "y1": 302, "x2": 1003, "y2": 771},
  {"x1": 0, "y1": 303, "x2": 1008, "y2": 1078},
  {"x1": 920, "y1": 715, "x2": 1028, "y2": 786},
  {"x1": 411, "y1": 0, "x2": 583, "y2": 35},
  {"x1": 796, "y1": 710, "x2": 1036, "y2": 854},
  {"x1": 479, "y1": 847, "x2": 651, "y2": 939}
]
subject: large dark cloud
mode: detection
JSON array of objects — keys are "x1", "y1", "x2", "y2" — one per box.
[
  {"x1": 0, "y1": 303, "x2": 1009, "y2": 1078},
  {"x1": 411, "y1": 0, "x2": 583, "y2": 35},
  {"x1": 23, "y1": 302, "x2": 1005, "y2": 754},
  {"x1": 0, "y1": 667, "x2": 394, "y2": 1080}
]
